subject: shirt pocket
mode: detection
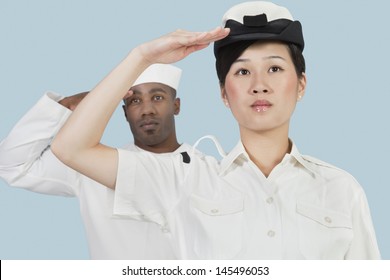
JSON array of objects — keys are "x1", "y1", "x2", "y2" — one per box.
[
  {"x1": 296, "y1": 201, "x2": 353, "y2": 259},
  {"x1": 190, "y1": 194, "x2": 244, "y2": 259}
]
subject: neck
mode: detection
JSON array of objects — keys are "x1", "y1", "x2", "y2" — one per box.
[
  {"x1": 135, "y1": 135, "x2": 180, "y2": 154},
  {"x1": 240, "y1": 126, "x2": 291, "y2": 178},
  {"x1": 146, "y1": 142, "x2": 181, "y2": 154}
]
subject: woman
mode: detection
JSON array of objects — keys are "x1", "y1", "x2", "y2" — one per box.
[
  {"x1": 212, "y1": 2, "x2": 380, "y2": 259},
  {"x1": 52, "y1": 1, "x2": 380, "y2": 259}
]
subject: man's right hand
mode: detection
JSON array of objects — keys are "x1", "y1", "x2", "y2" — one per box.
[{"x1": 58, "y1": 91, "x2": 89, "y2": 111}]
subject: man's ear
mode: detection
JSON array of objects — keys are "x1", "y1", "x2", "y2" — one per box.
[
  {"x1": 122, "y1": 105, "x2": 128, "y2": 121},
  {"x1": 174, "y1": 98, "x2": 181, "y2": 115},
  {"x1": 122, "y1": 89, "x2": 133, "y2": 120}
]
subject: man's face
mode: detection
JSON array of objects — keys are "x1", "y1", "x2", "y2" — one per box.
[{"x1": 123, "y1": 82, "x2": 180, "y2": 150}]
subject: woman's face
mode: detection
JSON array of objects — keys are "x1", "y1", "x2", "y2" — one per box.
[{"x1": 221, "y1": 41, "x2": 306, "y2": 135}]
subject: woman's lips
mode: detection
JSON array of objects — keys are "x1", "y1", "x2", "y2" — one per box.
[{"x1": 251, "y1": 100, "x2": 272, "y2": 112}]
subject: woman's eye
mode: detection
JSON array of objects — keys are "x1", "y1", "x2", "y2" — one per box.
[
  {"x1": 269, "y1": 66, "x2": 282, "y2": 73},
  {"x1": 236, "y1": 69, "x2": 250, "y2": 75}
]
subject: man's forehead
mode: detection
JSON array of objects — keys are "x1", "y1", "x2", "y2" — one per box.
[{"x1": 130, "y1": 82, "x2": 172, "y2": 94}]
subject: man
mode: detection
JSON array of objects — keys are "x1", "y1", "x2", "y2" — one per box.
[
  {"x1": 121, "y1": 64, "x2": 181, "y2": 153},
  {"x1": 0, "y1": 64, "x2": 185, "y2": 259}
]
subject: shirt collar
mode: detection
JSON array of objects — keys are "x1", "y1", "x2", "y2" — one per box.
[
  {"x1": 220, "y1": 141, "x2": 248, "y2": 175},
  {"x1": 288, "y1": 143, "x2": 317, "y2": 176},
  {"x1": 220, "y1": 140, "x2": 317, "y2": 176},
  {"x1": 124, "y1": 142, "x2": 191, "y2": 154}
]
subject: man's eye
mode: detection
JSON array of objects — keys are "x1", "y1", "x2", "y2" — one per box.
[
  {"x1": 153, "y1": 95, "x2": 164, "y2": 101},
  {"x1": 130, "y1": 98, "x2": 141, "y2": 104}
]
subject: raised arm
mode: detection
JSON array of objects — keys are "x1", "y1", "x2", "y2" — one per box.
[
  {"x1": 51, "y1": 27, "x2": 229, "y2": 190},
  {"x1": 0, "y1": 91, "x2": 88, "y2": 195}
]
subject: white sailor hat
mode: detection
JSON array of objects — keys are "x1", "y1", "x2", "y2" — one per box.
[{"x1": 132, "y1": 63, "x2": 182, "y2": 90}]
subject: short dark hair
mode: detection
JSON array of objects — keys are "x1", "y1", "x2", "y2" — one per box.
[{"x1": 215, "y1": 40, "x2": 305, "y2": 86}]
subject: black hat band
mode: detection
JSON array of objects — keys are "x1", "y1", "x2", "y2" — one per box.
[{"x1": 214, "y1": 18, "x2": 304, "y2": 57}]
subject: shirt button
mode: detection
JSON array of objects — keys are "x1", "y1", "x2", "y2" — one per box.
[
  {"x1": 161, "y1": 227, "x2": 170, "y2": 233},
  {"x1": 324, "y1": 216, "x2": 332, "y2": 224},
  {"x1": 266, "y1": 197, "x2": 274, "y2": 204},
  {"x1": 267, "y1": 230, "x2": 276, "y2": 237},
  {"x1": 211, "y1": 209, "x2": 219, "y2": 214}
]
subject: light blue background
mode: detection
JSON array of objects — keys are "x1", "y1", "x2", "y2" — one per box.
[{"x1": 1, "y1": 0, "x2": 389, "y2": 259}]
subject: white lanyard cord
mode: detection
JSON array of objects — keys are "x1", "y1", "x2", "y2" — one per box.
[
  {"x1": 191, "y1": 135, "x2": 227, "y2": 158},
  {"x1": 181, "y1": 135, "x2": 226, "y2": 189}
]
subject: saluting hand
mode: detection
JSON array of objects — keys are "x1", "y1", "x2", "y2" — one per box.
[{"x1": 134, "y1": 27, "x2": 230, "y2": 65}]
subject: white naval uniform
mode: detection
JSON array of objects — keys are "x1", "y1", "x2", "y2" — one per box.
[
  {"x1": 114, "y1": 146, "x2": 244, "y2": 259},
  {"x1": 219, "y1": 141, "x2": 381, "y2": 259},
  {"x1": 0, "y1": 92, "x2": 184, "y2": 259},
  {"x1": 113, "y1": 140, "x2": 381, "y2": 259}
]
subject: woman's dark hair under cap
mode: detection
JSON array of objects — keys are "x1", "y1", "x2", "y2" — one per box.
[
  {"x1": 215, "y1": 40, "x2": 306, "y2": 85},
  {"x1": 215, "y1": 40, "x2": 255, "y2": 85}
]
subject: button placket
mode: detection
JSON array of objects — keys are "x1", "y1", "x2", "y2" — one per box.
[{"x1": 264, "y1": 191, "x2": 278, "y2": 240}]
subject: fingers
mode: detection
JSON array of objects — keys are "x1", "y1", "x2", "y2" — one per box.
[
  {"x1": 200, "y1": 26, "x2": 230, "y2": 42},
  {"x1": 134, "y1": 26, "x2": 230, "y2": 65},
  {"x1": 181, "y1": 27, "x2": 230, "y2": 46},
  {"x1": 123, "y1": 89, "x2": 134, "y2": 100}
]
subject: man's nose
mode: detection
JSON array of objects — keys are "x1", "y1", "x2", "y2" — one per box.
[{"x1": 140, "y1": 101, "x2": 157, "y2": 116}]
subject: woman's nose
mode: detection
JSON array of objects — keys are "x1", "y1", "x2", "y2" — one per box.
[
  {"x1": 252, "y1": 88, "x2": 269, "y2": 94},
  {"x1": 250, "y1": 74, "x2": 270, "y2": 95}
]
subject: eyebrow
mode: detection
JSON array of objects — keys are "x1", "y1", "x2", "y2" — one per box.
[
  {"x1": 233, "y1": 55, "x2": 287, "y2": 64},
  {"x1": 131, "y1": 87, "x2": 169, "y2": 95}
]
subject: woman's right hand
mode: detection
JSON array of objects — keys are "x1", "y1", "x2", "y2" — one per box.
[{"x1": 133, "y1": 27, "x2": 230, "y2": 66}]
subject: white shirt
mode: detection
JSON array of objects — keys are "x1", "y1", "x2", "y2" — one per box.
[
  {"x1": 219, "y1": 141, "x2": 381, "y2": 259},
  {"x1": 114, "y1": 140, "x2": 381, "y2": 259},
  {"x1": 0, "y1": 92, "x2": 184, "y2": 259},
  {"x1": 114, "y1": 146, "x2": 244, "y2": 259}
]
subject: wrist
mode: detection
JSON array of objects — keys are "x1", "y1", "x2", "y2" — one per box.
[{"x1": 126, "y1": 47, "x2": 153, "y2": 69}]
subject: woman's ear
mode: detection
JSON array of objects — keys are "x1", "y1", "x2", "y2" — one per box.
[
  {"x1": 220, "y1": 86, "x2": 230, "y2": 108},
  {"x1": 297, "y1": 73, "x2": 307, "y2": 101}
]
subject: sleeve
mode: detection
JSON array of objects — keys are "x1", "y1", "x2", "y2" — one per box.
[
  {"x1": 113, "y1": 148, "x2": 185, "y2": 227},
  {"x1": 0, "y1": 92, "x2": 80, "y2": 196},
  {"x1": 345, "y1": 182, "x2": 381, "y2": 259}
]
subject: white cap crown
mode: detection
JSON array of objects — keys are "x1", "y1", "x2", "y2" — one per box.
[
  {"x1": 132, "y1": 64, "x2": 182, "y2": 90},
  {"x1": 221, "y1": 1, "x2": 294, "y2": 26}
]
